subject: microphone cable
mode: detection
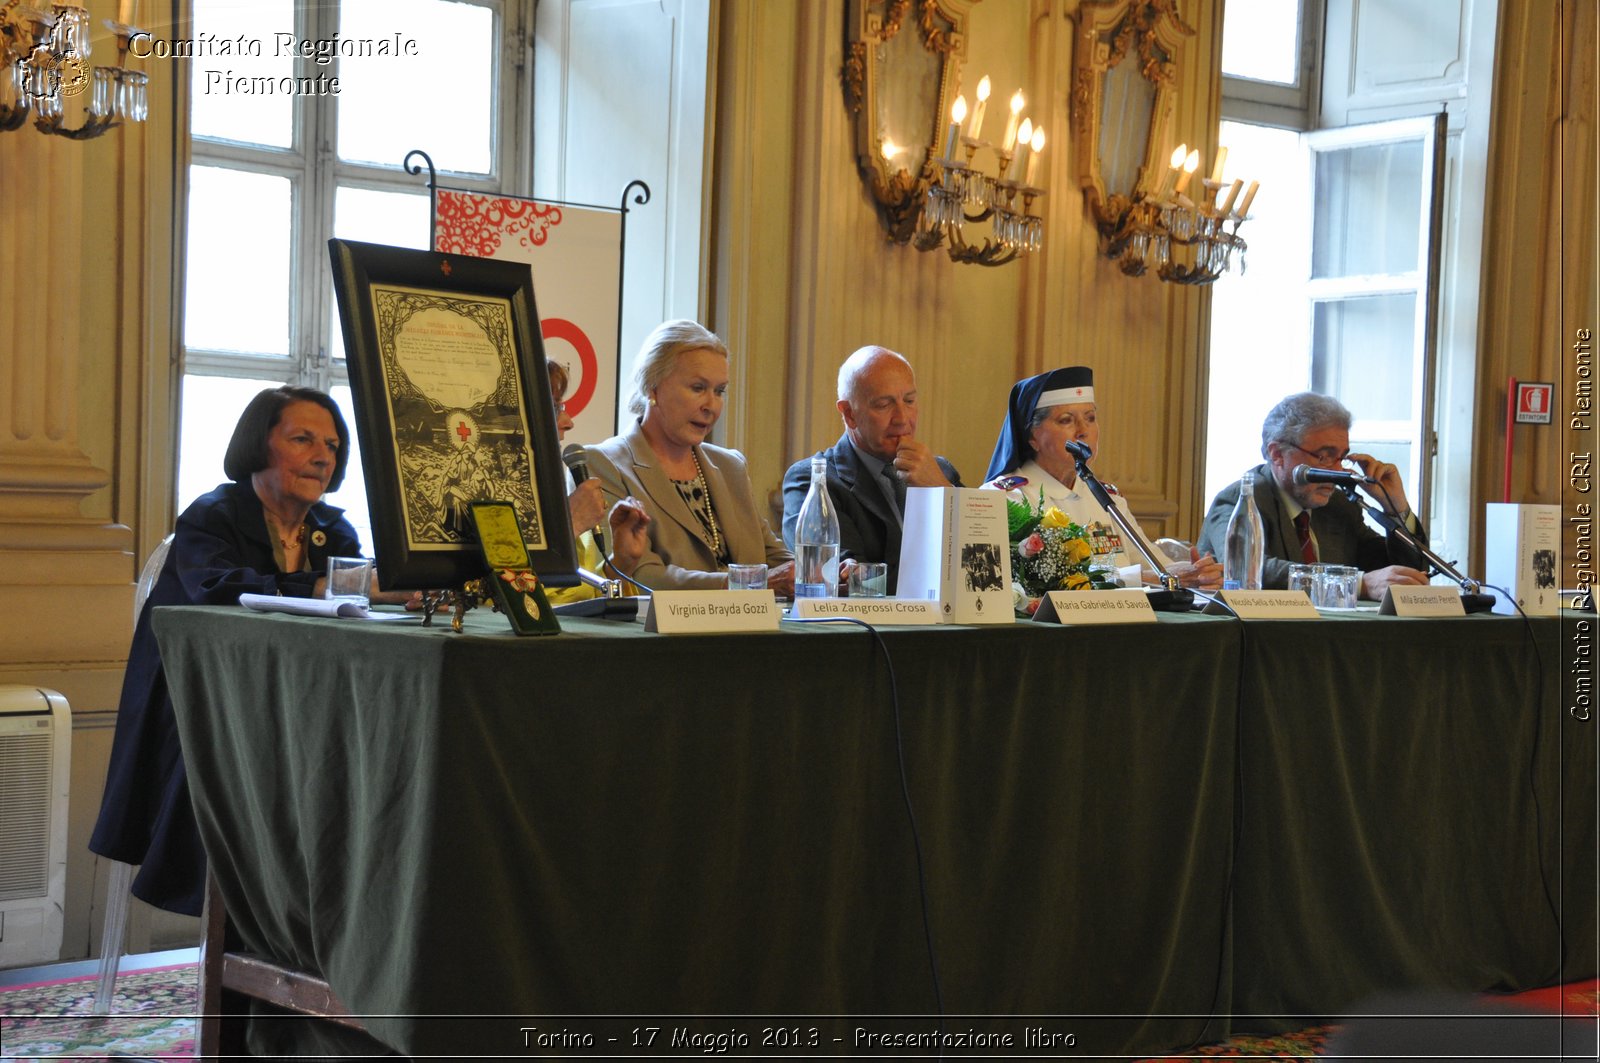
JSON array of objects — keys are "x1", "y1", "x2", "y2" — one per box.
[
  {"x1": 780, "y1": 614, "x2": 947, "y2": 1035},
  {"x1": 1479, "y1": 580, "x2": 1566, "y2": 982},
  {"x1": 1172, "y1": 586, "x2": 1247, "y2": 1051}
]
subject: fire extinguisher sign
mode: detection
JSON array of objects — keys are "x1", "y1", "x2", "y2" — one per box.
[{"x1": 1515, "y1": 381, "x2": 1554, "y2": 424}]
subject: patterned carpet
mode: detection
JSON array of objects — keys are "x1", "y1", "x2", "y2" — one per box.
[{"x1": 0, "y1": 963, "x2": 196, "y2": 1061}]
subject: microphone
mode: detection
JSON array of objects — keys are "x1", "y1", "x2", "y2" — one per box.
[
  {"x1": 1063, "y1": 439, "x2": 1093, "y2": 462},
  {"x1": 1292, "y1": 464, "x2": 1376, "y2": 487},
  {"x1": 561, "y1": 443, "x2": 608, "y2": 556}
]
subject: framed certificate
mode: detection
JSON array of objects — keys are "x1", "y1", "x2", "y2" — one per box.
[{"x1": 329, "y1": 238, "x2": 579, "y2": 590}]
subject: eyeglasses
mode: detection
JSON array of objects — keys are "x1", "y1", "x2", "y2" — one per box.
[{"x1": 1281, "y1": 441, "x2": 1350, "y2": 468}]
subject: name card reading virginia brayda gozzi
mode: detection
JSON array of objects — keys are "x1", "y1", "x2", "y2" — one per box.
[{"x1": 643, "y1": 590, "x2": 783, "y2": 633}]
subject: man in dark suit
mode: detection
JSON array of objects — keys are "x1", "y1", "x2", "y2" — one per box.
[
  {"x1": 781, "y1": 346, "x2": 962, "y2": 593},
  {"x1": 1197, "y1": 391, "x2": 1429, "y2": 599}
]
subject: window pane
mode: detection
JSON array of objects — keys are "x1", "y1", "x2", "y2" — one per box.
[
  {"x1": 336, "y1": 0, "x2": 496, "y2": 174},
  {"x1": 1204, "y1": 121, "x2": 1308, "y2": 505},
  {"x1": 329, "y1": 385, "x2": 375, "y2": 553},
  {"x1": 186, "y1": 166, "x2": 293, "y2": 356},
  {"x1": 1222, "y1": 0, "x2": 1302, "y2": 85},
  {"x1": 190, "y1": 0, "x2": 295, "y2": 147},
  {"x1": 176, "y1": 375, "x2": 287, "y2": 511},
  {"x1": 1312, "y1": 139, "x2": 1424, "y2": 278},
  {"x1": 1311, "y1": 294, "x2": 1416, "y2": 422},
  {"x1": 328, "y1": 186, "x2": 432, "y2": 361}
]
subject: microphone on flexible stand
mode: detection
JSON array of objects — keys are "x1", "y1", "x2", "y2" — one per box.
[
  {"x1": 1316, "y1": 468, "x2": 1498, "y2": 613},
  {"x1": 561, "y1": 443, "x2": 608, "y2": 558},
  {"x1": 1061, "y1": 440, "x2": 1193, "y2": 612},
  {"x1": 1291, "y1": 464, "x2": 1378, "y2": 487}
]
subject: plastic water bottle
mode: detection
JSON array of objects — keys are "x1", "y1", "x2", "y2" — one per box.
[
  {"x1": 793, "y1": 456, "x2": 839, "y2": 598},
  {"x1": 1222, "y1": 472, "x2": 1264, "y2": 590}
]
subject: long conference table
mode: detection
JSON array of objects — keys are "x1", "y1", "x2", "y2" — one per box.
[{"x1": 154, "y1": 605, "x2": 1596, "y2": 1058}]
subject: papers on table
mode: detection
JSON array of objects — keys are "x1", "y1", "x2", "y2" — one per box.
[{"x1": 238, "y1": 593, "x2": 418, "y2": 622}]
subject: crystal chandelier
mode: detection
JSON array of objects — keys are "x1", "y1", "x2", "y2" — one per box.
[{"x1": 1, "y1": 1, "x2": 149, "y2": 139}]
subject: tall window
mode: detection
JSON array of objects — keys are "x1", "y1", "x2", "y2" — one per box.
[{"x1": 177, "y1": 0, "x2": 530, "y2": 548}]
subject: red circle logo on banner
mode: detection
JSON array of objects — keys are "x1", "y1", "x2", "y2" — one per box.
[{"x1": 541, "y1": 318, "x2": 598, "y2": 417}]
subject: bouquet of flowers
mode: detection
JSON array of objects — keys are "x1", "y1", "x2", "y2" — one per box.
[{"x1": 1007, "y1": 490, "x2": 1119, "y2": 615}]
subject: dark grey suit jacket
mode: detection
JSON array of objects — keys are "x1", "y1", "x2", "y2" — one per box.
[
  {"x1": 1196, "y1": 464, "x2": 1427, "y2": 590},
  {"x1": 586, "y1": 423, "x2": 791, "y2": 590},
  {"x1": 780, "y1": 433, "x2": 962, "y2": 594}
]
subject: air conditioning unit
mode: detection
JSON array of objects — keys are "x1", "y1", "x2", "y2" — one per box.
[{"x1": 0, "y1": 686, "x2": 71, "y2": 967}]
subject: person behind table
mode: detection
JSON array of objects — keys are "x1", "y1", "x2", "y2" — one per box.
[
  {"x1": 585, "y1": 320, "x2": 795, "y2": 593},
  {"x1": 542, "y1": 360, "x2": 651, "y2": 605},
  {"x1": 89, "y1": 386, "x2": 383, "y2": 916},
  {"x1": 1195, "y1": 391, "x2": 1428, "y2": 598},
  {"x1": 983, "y1": 366, "x2": 1223, "y2": 590},
  {"x1": 780, "y1": 345, "x2": 963, "y2": 594}
]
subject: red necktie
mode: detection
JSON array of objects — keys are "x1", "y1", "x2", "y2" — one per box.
[{"x1": 1294, "y1": 511, "x2": 1316, "y2": 563}]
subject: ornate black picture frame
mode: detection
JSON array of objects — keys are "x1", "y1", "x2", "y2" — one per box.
[{"x1": 328, "y1": 238, "x2": 579, "y2": 590}]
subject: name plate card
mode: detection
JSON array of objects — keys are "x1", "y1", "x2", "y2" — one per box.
[
  {"x1": 644, "y1": 590, "x2": 782, "y2": 633},
  {"x1": 788, "y1": 598, "x2": 943, "y2": 624},
  {"x1": 1033, "y1": 589, "x2": 1158, "y2": 625},
  {"x1": 1380, "y1": 586, "x2": 1468, "y2": 617},
  {"x1": 1218, "y1": 589, "x2": 1320, "y2": 619}
]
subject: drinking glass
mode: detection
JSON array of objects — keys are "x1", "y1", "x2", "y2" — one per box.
[{"x1": 728, "y1": 563, "x2": 768, "y2": 591}]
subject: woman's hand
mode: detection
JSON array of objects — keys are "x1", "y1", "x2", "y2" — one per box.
[
  {"x1": 606, "y1": 496, "x2": 652, "y2": 578},
  {"x1": 763, "y1": 560, "x2": 796, "y2": 597},
  {"x1": 568, "y1": 479, "x2": 607, "y2": 541}
]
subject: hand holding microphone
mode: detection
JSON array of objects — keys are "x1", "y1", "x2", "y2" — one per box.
[{"x1": 562, "y1": 444, "x2": 609, "y2": 555}]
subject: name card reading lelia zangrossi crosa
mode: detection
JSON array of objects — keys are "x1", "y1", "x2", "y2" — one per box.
[
  {"x1": 1216, "y1": 589, "x2": 1321, "y2": 619},
  {"x1": 787, "y1": 597, "x2": 943, "y2": 624},
  {"x1": 643, "y1": 590, "x2": 783, "y2": 633},
  {"x1": 1032, "y1": 588, "x2": 1158, "y2": 624}
]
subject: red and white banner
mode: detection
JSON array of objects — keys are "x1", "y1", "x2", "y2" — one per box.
[{"x1": 434, "y1": 190, "x2": 621, "y2": 443}]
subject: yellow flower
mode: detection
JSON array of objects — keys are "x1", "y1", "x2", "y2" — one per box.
[
  {"x1": 1039, "y1": 506, "x2": 1073, "y2": 529},
  {"x1": 1064, "y1": 537, "x2": 1093, "y2": 566},
  {"x1": 1064, "y1": 570, "x2": 1091, "y2": 590}
]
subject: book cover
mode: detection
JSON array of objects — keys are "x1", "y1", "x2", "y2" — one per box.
[{"x1": 1484, "y1": 503, "x2": 1559, "y2": 616}]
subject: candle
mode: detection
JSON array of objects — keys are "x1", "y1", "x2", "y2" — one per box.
[
  {"x1": 1235, "y1": 179, "x2": 1260, "y2": 217},
  {"x1": 119, "y1": 0, "x2": 138, "y2": 25},
  {"x1": 1164, "y1": 143, "x2": 1190, "y2": 196},
  {"x1": 1007, "y1": 118, "x2": 1033, "y2": 182},
  {"x1": 966, "y1": 76, "x2": 991, "y2": 139},
  {"x1": 881, "y1": 138, "x2": 902, "y2": 162},
  {"x1": 1209, "y1": 145, "x2": 1229, "y2": 184},
  {"x1": 1217, "y1": 178, "x2": 1243, "y2": 216},
  {"x1": 1001, "y1": 90, "x2": 1025, "y2": 152},
  {"x1": 1025, "y1": 126, "x2": 1045, "y2": 186},
  {"x1": 1174, "y1": 149, "x2": 1200, "y2": 195},
  {"x1": 943, "y1": 96, "x2": 968, "y2": 162}
]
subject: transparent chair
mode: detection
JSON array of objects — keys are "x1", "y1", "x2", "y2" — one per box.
[{"x1": 93, "y1": 533, "x2": 174, "y2": 1014}]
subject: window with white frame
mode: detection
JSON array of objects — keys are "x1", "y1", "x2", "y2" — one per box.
[{"x1": 177, "y1": 0, "x2": 530, "y2": 550}]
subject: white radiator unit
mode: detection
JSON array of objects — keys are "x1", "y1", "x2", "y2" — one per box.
[{"x1": 0, "y1": 686, "x2": 71, "y2": 967}]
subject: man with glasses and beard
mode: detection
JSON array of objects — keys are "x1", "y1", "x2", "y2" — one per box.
[{"x1": 1197, "y1": 391, "x2": 1429, "y2": 600}]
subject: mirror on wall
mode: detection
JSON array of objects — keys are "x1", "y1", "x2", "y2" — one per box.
[
  {"x1": 844, "y1": 0, "x2": 974, "y2": 242},
  {"x1": 1071, "y1": 0, "x2": 1193, "y2": 252}
]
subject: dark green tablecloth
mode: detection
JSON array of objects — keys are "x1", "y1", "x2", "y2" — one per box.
[{"x1": 152, "y1": 606, "x2": 1593, "y2": 1057}]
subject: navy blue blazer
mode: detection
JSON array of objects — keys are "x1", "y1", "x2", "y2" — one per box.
[
  {"x1": 89, "y1": 482, "x2": 361, "y2": 915},
  {"x1": 1196, "y1": 464, "x2": 1427, "y2": 590},
  {"x1": 780, "y1": 434, "x2": 962, "y2": 594}
]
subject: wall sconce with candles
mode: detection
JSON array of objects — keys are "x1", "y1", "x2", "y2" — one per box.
[
  {"x1": 844, "y1": 0, "x2": 1045, "y2": 267},
  {"x1": 1071, "y1": 0, "x2": 1256, "y2": 284},
  {"x1": 1, "y1": 0, "x2": 149, "y2": 138}
]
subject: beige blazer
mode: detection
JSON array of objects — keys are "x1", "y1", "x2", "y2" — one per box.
[{"x1": 586, "y1": 422, "x2": 792, "y2": 590}]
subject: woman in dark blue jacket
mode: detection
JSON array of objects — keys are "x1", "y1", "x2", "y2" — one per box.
[{"x1": 90, "y1": 386, "x2": 362, "y2": 915}]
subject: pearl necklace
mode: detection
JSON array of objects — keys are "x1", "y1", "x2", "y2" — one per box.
[{"x1": 689, "y1": 448, "x2": 724, "y2": 558}]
